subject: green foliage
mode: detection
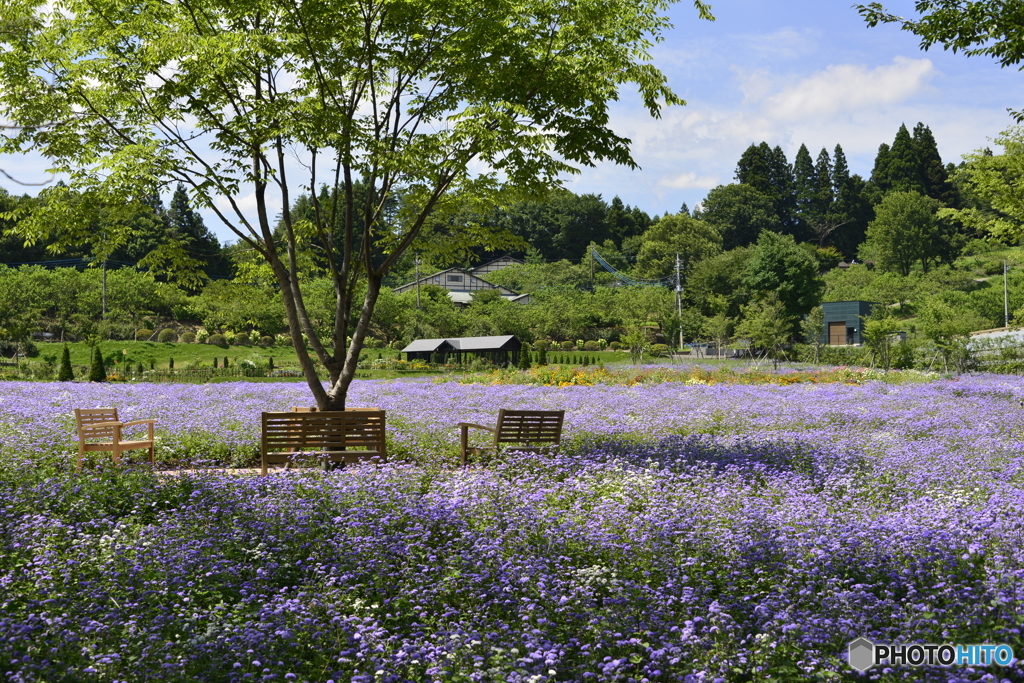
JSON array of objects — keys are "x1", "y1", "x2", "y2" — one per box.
[
  {"x1": 946, "y1": 127, "x2": 1024, "y2": 243},
  {"x1": 157, "y1": 328, "x2": 177, "y2": 343},
  {"x1": 697, "y1": 183, "x2": 780, "y2": 251},
  {"x1": 744, "y1": 231, "x2": 823, "y2": 332},
  {"x1": 634, "y1": 212, "x2": 722, "y2": 280},
  {"x1": 57, "y1": 344, "x2": 73, "y2": 381},
  {"x1": 88, "y1": 345, "x2": 107, "y2": 382},
  {"x1": 180, "y1": 331, "x2": 196, "y2": 343},
  {"x1": 861, "y1": 191, "x2": 945, "y2": 276},
  {"x1": 735, "y1": 293, "x2": 794, "y2": 368},
  {"x1": 207, "y1": 334, "x2": 226, "y2": 347},
  {"x1": 0, "y1": 0, "x2": 712, "y2": 409}
]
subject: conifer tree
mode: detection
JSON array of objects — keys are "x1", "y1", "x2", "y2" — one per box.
[
  {"x1": 57, "y1": 343, "x2": 73, "y2": 381},
  {"x1": 88, "y1": 346, "x2": 106, "y2": 382},
  {"x1": 793, "y1": 144, "x2": 817, "y2": 239},
  {"x1": 912, "y1": 123, "x2": 958, "y2": 206}
]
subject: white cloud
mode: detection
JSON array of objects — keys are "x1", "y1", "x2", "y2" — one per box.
[
  {"x1": 763, "y1": 57, "x2": 937, "y2": 120},
  {"x1": 658, "y1": 171, "x2": 720, "y2": 190}
]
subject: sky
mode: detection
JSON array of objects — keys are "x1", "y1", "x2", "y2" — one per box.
[{"x1": 2, "y1": 0, "x2": 1023, "y2": 245}]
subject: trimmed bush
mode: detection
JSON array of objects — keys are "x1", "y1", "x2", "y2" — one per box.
[
  {"x1": 560, "y1": 341, "x2": 575, "y2": 351},
  {"x1": 157, "y1": 328, "x2": 178, "y2": 343},
  {"x1": 259, "y1": 336, "x2": 274, "y2": 347},
  {"x1": 650, "y1": 343, "x2": 671, "y2": 357},
  {"x1": 583, "y1": 341, "x2": 601, "y2": 351},
  {"x1": 207, "y1": 334, "x2": 227, "y2": 347},
  {"x1": 532, "y1": 340, "x2": 550, "y2": 352},
  {"x1": 57, "y1": 344, "x2": 73, "y2": 381},
  {"x1": 88, "y1": 346, "x2": 106, "y2": 382},
  {"x1": 169, "y1": 357, "x2": 175, "y2": 370},
  {"x1": 233, "y1": 332, "x2": 251, "y2": 346},
  {"x1": 135, "y1": 328, "x2": 154, "y2": 341},
  {"x1": 180, "y1": 331, "x2": 197, "y2": 343},
  {"x1": 196, "y1": 329, "x2": 210, "y2": 343},
  {"x1": 609, "y1": 341, "x2": 622, "y2": 350}
]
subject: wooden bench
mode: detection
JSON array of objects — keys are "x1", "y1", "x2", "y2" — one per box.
[
  {"x1": 458, "y1": 409, "x2": 564, "y2": 466},
  {"x1": 74, "y1": 407, "x2": 156, "y2": 470},
  {"x1": 261, "y1": 410, "x2": 386, "y2": 475}
]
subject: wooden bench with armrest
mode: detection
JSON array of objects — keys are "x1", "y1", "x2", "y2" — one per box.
[
  {"x1": 261, "y1": 410, "x2": 386, "y2": 475},
  {"x1": 74, "y1": 407, "x2": 156, "y2": 470},
  {"x1": 457, "y1": 409, "x2": 565, "y2": 466}
]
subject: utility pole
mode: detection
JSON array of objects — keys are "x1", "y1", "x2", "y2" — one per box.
[
  {"x1": 1005, "y1": 260, "x2": 1010, "y2": 328},
  {"x1": 675, "y1": 253, "x2": 684, "y2": 350}
]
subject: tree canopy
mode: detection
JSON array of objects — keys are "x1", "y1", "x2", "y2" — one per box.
[{"x1": 0, "y1": 0, "x2": 713, "y2": 408}]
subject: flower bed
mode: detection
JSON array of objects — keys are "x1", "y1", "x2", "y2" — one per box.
[{"x1": 1, "y1": 377, "x2": 1023, "y2": 681}]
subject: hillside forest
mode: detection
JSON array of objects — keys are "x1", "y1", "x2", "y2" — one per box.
[{"x1": 4, "y1": 122, "x2": 1024, "y2": 369}]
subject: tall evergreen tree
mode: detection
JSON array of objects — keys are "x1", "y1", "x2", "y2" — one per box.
[
  {"x1": 57, "y1": 343, "x2": 73, "y2": 381},
  {"x1": 736, "y1": 142, "x2": 795, "y2": 235},
  {"x1": 605, "y1": 196, "x2": 638, "y2": 246},
  {"x1": 792, "y1": 144, "x2": 817, "y2": 239},
  {"x1": 767, "y1": 145, "x2": 796, "y2": 232},
  {"x1": 168, "y1": 184, "x2": 226, "y2": 278},
  {"x1": 813, "y1": 148, "x2": 834, "y2": 215},
  {"x1": 912, "y1": 123, "x2": 959, "y2": 207},
  {"x1": 830, "y1": 144, "x2": 872, "y2": 258},
  {"x1": 883, "y1": 124, "x2": 927, "y2": 195}
]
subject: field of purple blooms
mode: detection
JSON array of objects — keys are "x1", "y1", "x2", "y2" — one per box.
[{"x1": 2, "y1": 375, "x2": 1024, "y2": 682}]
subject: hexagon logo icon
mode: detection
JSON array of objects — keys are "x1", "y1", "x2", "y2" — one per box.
[{"x1": 848, "y1": 637, "x2": 875, "y2": 672}]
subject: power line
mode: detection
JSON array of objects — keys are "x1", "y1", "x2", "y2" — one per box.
[{"x1": 590, "y1": 246, "x2": 671, "y2": 287}]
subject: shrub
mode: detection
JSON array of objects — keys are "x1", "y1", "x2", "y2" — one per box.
[
  {"x1": 583, "y1": 341, "x2": 600, "y2": 351},
  {"x1": 169, "y1": 357, "x2": 175, "y2": 370},
  {"x1": 598, "y1": 339, "x2": 608, "y2": 350},
  {"x1": 259, "y1": 335, "x2": 274, "y2": 347},
  {"x1": 135, "y1": 328, "x2": 154, "y2": 341},
  {"x1": 88, "y1": 346, "x2": 106, "y2": 382},
  {"x1": 57, "y1": 344, "x2": 73, "y2": 381},
  {"x1": 650, "y1": 343, "x2": 671, "y2": 357},
  {"x1": 196, "y1": 329, "x2": 210, "y2": 343},
  {"x1": 560, "y1": 341, "x2": 576, "y2": 351},
  {"x1": 609, "y1": 341, "x2": 622, "y2": 350},
  {"x1": 207, "y1": 334, "x2": 227, "y2": 347},
  {"x1": 179, "y1": 331, "x2": 197, "y2": 344},
  {"x1": 233, "y1": 332, "x2": 251, "y2": 346},
  {"x1": 157, "y1": 328, "x2": 178, "y2": 343},
  {"x1": 223, "y1": 331, "x2": 237, "y2": 345},
  {"x1": 532, "y1": 340, "x2": 550, "y2": 352}
]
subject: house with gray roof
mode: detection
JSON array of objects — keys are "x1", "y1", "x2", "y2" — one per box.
[{"x1": 402, "y1": 335, "x2": 522, "y2": 366}]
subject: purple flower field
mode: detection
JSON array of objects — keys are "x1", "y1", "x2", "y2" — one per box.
[{"x1": 1, "y1": 376, "x2": 1023, "y2": 681}]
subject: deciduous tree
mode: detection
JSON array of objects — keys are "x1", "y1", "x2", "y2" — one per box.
[{"x1": 0, "y1": 0, "x2": 712, "y2": 409}]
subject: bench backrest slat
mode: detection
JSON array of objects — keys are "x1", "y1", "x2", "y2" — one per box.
[
  {"x1": 262, "y1": 410, "x2": 386, "y2": 458},
  {"x1": 75, "y1": 408, "x2": 120, "y2": 441},
  {"x1": 493, "y1": 409, "x2": 564, "y2": 447}
]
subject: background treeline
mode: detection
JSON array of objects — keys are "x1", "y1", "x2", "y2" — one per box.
[{"x1": 4, "y1": 122, "x2": 1024, "y2": 358}]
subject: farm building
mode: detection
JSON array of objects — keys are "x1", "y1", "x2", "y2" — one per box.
[
  {"x1": 402, "y1": 335, "x2": 522, "y2": 366},
  {"x1": 821, "y1": 301, "x2": 877, "y2": 346}
]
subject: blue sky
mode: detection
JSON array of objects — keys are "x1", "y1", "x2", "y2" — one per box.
[
  {"x1": 580, "y1": 0, "x2": 1024, "y2": 218},
  {"x1": 2, "y1": 0, "x2": 1022, "y2": 244}
]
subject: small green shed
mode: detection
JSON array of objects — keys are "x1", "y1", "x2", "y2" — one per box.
[{"x1": 821, "y1": 301, "x2": 877, "y2": 346}]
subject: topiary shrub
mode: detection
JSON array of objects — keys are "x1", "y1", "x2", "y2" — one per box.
[
  {"x1": 135, "y1": 328, "x2": 154, "y2": 341},
  {"x1": 88, "y1": 346, "x2": 107, "y2": 382},
  {"x1": 583, "y1": 340, "x2": 601, "y2": 351},
  {"x1": 57, "y1": 344, "x2": 73, "y2": 381},
  {"x1": 157, "y1": 328, "x2": 178, "y2": 343},
  {"x1": 532, "y1": 340, "x2": 550, "y2": 352},
  {"x1": 259, "y1": 336, "x2": 274, "y2": 347},
  {"x1": 560, "y1": 341, "x2": 575, "y2": 351},
  {"x1": 650, "y1": 343, "x2": 671, "y2": 357},
  {"x1": 207, "y1": 334, "x2": 227, "y2": 347},
  {"x1": 233, "y1": 332, "x2": 251, "y2": 346},
  {"x1": 179, "y1": 331, "x2": 197, "y2": 343},
  {"x1": 609, "y1": 341, "x2": 622, "y2": 350}
]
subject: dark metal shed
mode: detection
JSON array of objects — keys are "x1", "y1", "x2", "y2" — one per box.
[
  {"x1": 821, "y1": 301, "x2": 877, "y2": 346},
  {"x1": 402, "y1": 335, "x2": 522, "y2": 366}
]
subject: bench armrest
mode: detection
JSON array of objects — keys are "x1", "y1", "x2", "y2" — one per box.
[
  {"x1": 121, "y1": 419, "x2": 157, "y2": 427},
  {"x1": 457, "y1": 422, "x2": 494, "y2": 432}
]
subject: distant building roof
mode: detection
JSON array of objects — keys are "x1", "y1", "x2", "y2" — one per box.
[
  {"x1": 401, "y1": 335, "x2": 520, "y2": 353},
  {"x1": 401, "y1": 338, "x2": 457, "y2": 353}
]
